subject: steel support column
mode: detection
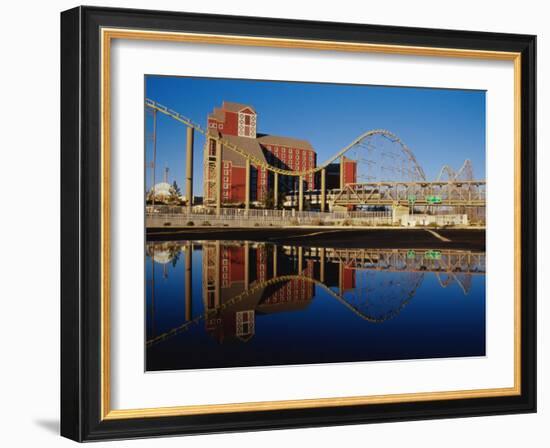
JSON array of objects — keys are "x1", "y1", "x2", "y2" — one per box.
[
  {"x1": 274, "y1": 172, "x2": 278, "y2": 209},
  {"x1": 244, "y1": 241, "x2": 250, "y2": 290},
  {"x1": 185, "y1": 127, "x2": 194, "y2": 213},
  {"x1": 320, "y1": 168, "x2": 326, "y2": 212},
  {"x1": 273, "y1": 245, "x2": 278, "y2": 278},
  {"x1": 298, "y1": 175, "x2": 304, "y2": 212},
  {"x1": 151, "y1": 109, "x2": 157, "y2": 209},
  {"x1": 215, "y1": 140, "x2": 222, "y2": 215},
  {"x1": 214, "y1": 241, "x2": 221, "y2": 307},
  {"x1": 245, "y1": 158, "x2": 250, "y2": 213},
  {"x1": 185, "y1": 245, "x2": 192, "y2": 321},
  {"x1": 320, "y1": 247, "x2": 326, "y2": 283},
  {"x1": 338, "y1": 262, "x2": 343, "y2": 294},
  {"x1": 339, "y1": 156, "x2": 344, "y2": 190}
]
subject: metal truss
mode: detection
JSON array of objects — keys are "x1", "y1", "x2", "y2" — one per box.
[{"x1": 330, "y1": 180, "x2": 486, "y2": 207}]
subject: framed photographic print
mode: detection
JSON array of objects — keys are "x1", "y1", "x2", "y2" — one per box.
[{"x1": 60, "y1": 6, "x2": 536, "y2": 441}]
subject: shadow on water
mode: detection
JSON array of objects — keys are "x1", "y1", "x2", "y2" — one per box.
[{"x1": 145, "y1": 240, "x2": 486, "y2": 371}]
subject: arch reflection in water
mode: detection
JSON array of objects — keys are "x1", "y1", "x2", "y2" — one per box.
[{"x1": 145, "y1": 240, "x2": 486, "y2": 371}]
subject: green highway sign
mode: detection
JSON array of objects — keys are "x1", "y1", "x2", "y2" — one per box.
[
  {"x1": 426, "y1": 195, "x2": 442, "y2": 204},
  {"x1": 408, "y1": 195, "x2": 417, "y2": 203},
  {"x1": 407, "y1": 250, "x2": 416, "y2": 259},
  {"x1": 424, "y1": 250, "x2": 442, "y2": 260}
]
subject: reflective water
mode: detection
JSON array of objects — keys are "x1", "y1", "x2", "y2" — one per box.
[{"x1": 146, "y1": 240, "x2": 486, "y2": 371}]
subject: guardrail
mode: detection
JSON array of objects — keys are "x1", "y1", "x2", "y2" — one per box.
[
  {"x1": 147, "y1": 206, "x2": 390, "y2": 218},
  {"x1": 146, "y1": 208, "x2": 393, "y2": 228}
]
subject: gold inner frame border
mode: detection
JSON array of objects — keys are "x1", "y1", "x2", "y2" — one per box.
[{"x1": 99, "y1": 27, "x2": 522, "y2": 421}]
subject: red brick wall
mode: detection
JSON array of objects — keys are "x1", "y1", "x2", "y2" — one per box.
[
  {"x1": 220, "y1": 245, "x2": 245, "y2": 286},
  {"x1": 263, "y1": 145, "x2": 316, "y2": 191},
  {"x1": 343, "y1": 159, "x2": 357, "y2": 185},
  {"x1": 343, "y1": 267, "x2": 355, "y2": 290},
  {"x1": 230, "y1": 166, "x2": 246, "y2": 203},
  {"x1": 223, "y1": 110, "x2": 239, "y2": 136},
  {"x1": 207, "y1": 110, "x2": 240, "y2": 136}
]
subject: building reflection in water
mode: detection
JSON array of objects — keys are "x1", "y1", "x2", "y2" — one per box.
[
  {"x1": 145, "y1": 240, "x2": 486, "y2": 370},
  {"x1": 202, "y1": 242, "x2": 317, "y2": 343}
]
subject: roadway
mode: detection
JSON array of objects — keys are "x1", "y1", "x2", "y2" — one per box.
[{"x1": 146, "y1": 227, "x2": 485, "y2": 251}]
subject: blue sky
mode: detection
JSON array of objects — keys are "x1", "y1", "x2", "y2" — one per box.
[{"x1": 145, "y1": 76, "x2": 485, "y2": 194}]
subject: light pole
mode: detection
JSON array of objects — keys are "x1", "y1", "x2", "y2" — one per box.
[{"x1": 151, "y1": 109, "x2": 157, "y2": 210}]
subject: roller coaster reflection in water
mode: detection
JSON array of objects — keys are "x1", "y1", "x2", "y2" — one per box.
[{"x1": 145, "y1": 240, "x2": 486, "y2": 370}]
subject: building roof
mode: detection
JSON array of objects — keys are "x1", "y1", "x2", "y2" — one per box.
[
  {"x1": 220, "y1": 133, "x2": 267, "y2": 166},
  {"x1": 208, "y1": 107, "x2": 225, "y2": 122},
  {"x1": 257, "y1": 134, "x2": 315, "y2": 151},
  {"x1": 222, "y1": 101, "x2": 256, "y2": 114}
]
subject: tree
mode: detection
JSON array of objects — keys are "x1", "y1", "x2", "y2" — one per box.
[
  {"x1": 169, "y1": 181, "x2": 182, "y2": 204},
  {"x1": 264, "y1": 194, "x2": 275, "y2": 210},
  {"x1": 264, "y1": 190, "x2": 287, "y2": 210}
]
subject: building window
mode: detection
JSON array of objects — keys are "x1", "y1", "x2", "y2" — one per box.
[
  {"x1": 209, "y1": 139, "x2": 216, "y2": 156},
  {"x1": 238, "y1": 112, "x2": 256, "y2": 138},
  {"x1": 236, "y1": 310, "x2": 255, "y2": 338}
]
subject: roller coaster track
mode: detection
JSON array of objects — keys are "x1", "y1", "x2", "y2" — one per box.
[
  {"x1": 146, "y1": 273, "x2": 422, "y2": 348},
  {"x1": 436, "y1": 159, "x2": 474, "y2": 182},
  {"x1": 145, "y1": 98, "x2": 426, "y2": 179}
]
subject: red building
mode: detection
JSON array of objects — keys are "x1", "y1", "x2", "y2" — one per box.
[
  {"x1": 203, "y1": 243, "x2": 314, "y2": 343},
  {"x1": 204, "y1": 101, "x2": 317, "y2": 205},
  {"x1": 341, "y1": 156, "x2": 357, "y2": 186}
]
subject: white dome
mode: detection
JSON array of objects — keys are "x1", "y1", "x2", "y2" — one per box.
[
  {"x1": 152, "y1": 250, "x2": 173, "y2": 264},
  {"x1": 150, "y1": 182, "x2": 172, "y2": 197}
]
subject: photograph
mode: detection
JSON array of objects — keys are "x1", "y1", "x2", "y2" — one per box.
[{"x1": 144, "y1": 76, "x2": 487, "y2": 371}]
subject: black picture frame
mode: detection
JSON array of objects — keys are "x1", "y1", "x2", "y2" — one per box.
[{"x1": 61, "y1": 5, "x2": 536, "y2": 442}]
